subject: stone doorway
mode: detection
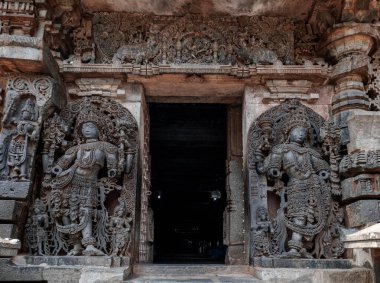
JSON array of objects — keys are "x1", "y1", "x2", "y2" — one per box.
[{"x1": 149, "y1": 103, "x2": 227, "y2": 263}]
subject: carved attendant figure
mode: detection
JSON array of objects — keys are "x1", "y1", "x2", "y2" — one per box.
[
  {"x1": 266, "y1": 119, "x2": 331, "y2": 257},
  {"x1": 50, "y1": 109, "x2": 119, "y2": 256},
  {"x1": 7, "y1": 99, "x2": 39, "y2": 180}
]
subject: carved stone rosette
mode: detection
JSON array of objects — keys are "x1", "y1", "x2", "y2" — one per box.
[
  {"x1": 26, "y1": 96, "x2": 138, "y2": 257},
  {"x1": 247, "y1": 100, "x2": 344, "y2": 259}
]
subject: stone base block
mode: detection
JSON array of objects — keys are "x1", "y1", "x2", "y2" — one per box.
[
  {"x1": 0, "y1": 238, "x2": 21, "y2": 256},
  {"x1": 13, "y1": 255, "x2": 130, "y2": 267},
  {"x1": 0, "y1": 181, "x2": 31, "y2": 200},
  {"x1": 0, "y1": 224, "x2": 18, "y2": 238},
  {"x1": 253, "y1": 267, "x2": 374, "y2": 283},
  {"x1": 346, "y1": 200, "x2": 380, "y2": 228},
  {"x1": 0, "y1": 200, "x2": 27, "y2": 221},
  {"x1": 253, "y1": 257, "x2": 353, "y2": 269},
  {"x1": 1, "y1": 256, "x2": 131, "y2": 283}
]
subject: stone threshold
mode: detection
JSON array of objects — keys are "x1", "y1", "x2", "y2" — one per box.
[{"x1": 252, "y1": 257, "x2": 353, "y2": 269}]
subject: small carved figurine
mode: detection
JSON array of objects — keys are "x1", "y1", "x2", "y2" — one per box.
[
  {"x1": 26, "y1": 199, "x2": 49, "y2": 255},
  {"x1": 6, "y1": 99, "x2": 39, "y2": 180},
  {"x1": 251, "y1": 206, "x2": 273, "y2": 257},
  {"x1": 108, "y1": 198, "x2": 132, "y2": 256}
]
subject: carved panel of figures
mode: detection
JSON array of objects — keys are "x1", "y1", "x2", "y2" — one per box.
[
  {"x1": 26, "y1": 96, "x2": 138, "y2": 257},
  {"x1": 0, "y1": 76, "x2": 56, "y2": 182},
  {"x1": 90, "y1": 13, "x2": 293, "y2": 65},
  {"x1": 247, "y1": 100, "x2": 344, "y2": 259}
]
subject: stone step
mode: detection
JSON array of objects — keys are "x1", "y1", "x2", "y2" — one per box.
[
  {"x1": 132, "y1": 264, "x2": 253, "y2": 276},
  {"x1": 125, "y1": 274, "x2": 261, "y2": 283}
]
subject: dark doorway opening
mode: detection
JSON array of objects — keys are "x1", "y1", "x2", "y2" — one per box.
[{"x1": 150, "y1": 103, "x2": 227, "y2": 264}]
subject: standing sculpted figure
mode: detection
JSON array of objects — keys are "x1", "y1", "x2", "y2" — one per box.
[
  {"x1": 50, "y1": 108, "x2": 119, "y2": 256},
  {"x1": 6, "y1": 99, "x2": 39, "y2": 180},
  {"x1": 265, "y1": 119, "x2": 331, "y2": 258}
]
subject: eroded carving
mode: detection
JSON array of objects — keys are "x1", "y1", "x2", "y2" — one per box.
[
  {"x1": 248, "y1": 100, "x2": 344, "y2": 259},
  {"x1": 92, "y1": 13, "x2": 294, "y2": 65},
  {"x1": 0, "y1": 76, "x2": 55, "y2": 181},
  {"x1": 26, "y1": 96, "x2": 138, "y2": 256}
]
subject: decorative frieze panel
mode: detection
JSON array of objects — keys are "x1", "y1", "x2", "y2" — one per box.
[
  {"x1": 342, "y1": 174, "x2": 380, "y2": 202},
  {"x1": 0, "y1": 0, "x2": 36, "y2": 36},
  {"x1": 89, "y1": 13, "x2": 294, "y2": 66},
  {"x1": 340, "y1": 150, "x2": 380, "y2": 177}
]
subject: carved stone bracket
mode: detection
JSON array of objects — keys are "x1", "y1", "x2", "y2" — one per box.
[
  {"x1": 262, "y1": 80, "x2": 319, "y2": 103},
  {"x1": 67, "y1": 78, "x2": 126, "y2": 97}
]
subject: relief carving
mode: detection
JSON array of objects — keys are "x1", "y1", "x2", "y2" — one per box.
[
  {"x1": 91, "y1": 13, "x2": 294, "y2": 65},
  {"x1": 26, "y1": 96, "x2": 138, "y2": 256},
  {"x1": 0, "y1": 77, "x2": 56, "y2": 182},
  {"x1": 248, "y1": 100, "x2": 344, "y2": 259}
]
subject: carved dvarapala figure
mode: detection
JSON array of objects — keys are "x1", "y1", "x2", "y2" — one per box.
[
  {"x1": 26, "y1": 97, "x2": 139, "y2": 256},
  {"x1": 248, "y1": 100, "x2": 343, "y2": 259},
  {"x1": 50, "y1": 107, "x2": 120, "y2": 256},
  {"x1": 265, "y1": 118, "x2": 331, "y2": 258}
]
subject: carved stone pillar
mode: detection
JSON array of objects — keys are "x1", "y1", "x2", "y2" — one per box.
[
  {"x1": 223, "y1": 105, "x2": 246, "y2": 264},
  {"x1": 321, "y1": 23, "x2": 380, "y2": 235},
  {"x1": 320, "y1": 22, "x2": 379, "y2": 144},
  {"x1": 0, "y1": 76, "x2": 61, "y2": 255}
]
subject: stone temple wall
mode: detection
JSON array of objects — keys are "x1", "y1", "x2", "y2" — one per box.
[{"x1": 0, "y1": 0, "x2": 379, "y2": 282}]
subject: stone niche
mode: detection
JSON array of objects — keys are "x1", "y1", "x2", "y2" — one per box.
[
  {"x1": 23, "y1": 96, "x2": 139, "y2": 260},
  {"x1": 246, "y1": 99, "x2": 345, "y2": 261}
]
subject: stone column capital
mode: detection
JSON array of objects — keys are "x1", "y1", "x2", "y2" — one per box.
[{"x1": 319, "y1": 22, "x2": 379, "y2": 62}]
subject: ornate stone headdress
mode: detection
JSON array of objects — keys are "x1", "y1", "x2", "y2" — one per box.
[
  {"x1": 284, "y1": 107, "x2": 311, "y2": 137},
  {"x1": 75, "y1": 105, "x2": 112, "y2": 141}
]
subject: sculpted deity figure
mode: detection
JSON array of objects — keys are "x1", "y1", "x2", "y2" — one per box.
[
  {"x1": 4, "y1": 99, "x2": 39, "y2": 180},
  {"x1": 108, "y1": 198, "x2": 132, "y2": 256},
  {"x1": 50, "y1": 108, "x2": 119, "y2": 256},
  {"x1": 265, "y1": 118, "x2": 331, "y2": 258},
  {"x1": 25, "y1": 199, "x2": 49, "y2": 255},
  {"x1": 251, "y1": 206, "x2": 272, "y2": 256}
]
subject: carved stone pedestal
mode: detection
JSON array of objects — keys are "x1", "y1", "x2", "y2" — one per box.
[{"x1": 0, "y1": 256, "x2": 131, "y2": 283}]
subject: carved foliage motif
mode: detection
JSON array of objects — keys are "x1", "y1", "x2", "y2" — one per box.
[
  {"x1": 247, "y1": 100, "x2": 344, "y2": 259},
  {"x1": 26, "y1": 96, "x2": 138, "y2": 256},
  {"x1": 367, "y1": 50, "x2": 380, "y2": 111},
  {"x1": 92, "y1": 13, "x2": 294, "y2": 65},
  {"x1": 0, "y1": 76, "x2": 54, "y2": 181}
]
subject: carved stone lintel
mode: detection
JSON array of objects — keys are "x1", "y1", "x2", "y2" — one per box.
[{"x1": 263, "y1": 80, "x2": 319, "y2": 103}]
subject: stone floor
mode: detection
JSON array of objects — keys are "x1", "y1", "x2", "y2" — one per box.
[{"x1": 0, "y1": 258, "x2": 375, "y2": 283}]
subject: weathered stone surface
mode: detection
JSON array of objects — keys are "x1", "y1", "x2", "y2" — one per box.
[
  {"x1": 0, "y1": 237, "x2": 21, "y2": 256},
  {"x1": 342, "y1": 174, "x2": 380, "y2": 202},
  {"x1": 346, "y1": 200, "x2": 380, "y2": 228},
  {"x1": 0, "y1": 224, "x2": 18, "y2": 238},
  {"x1": 0, "y1": 180, "x2": 31, "y2": 199},
  {"x1": 253, "y1": 267, "x2": 374, "y2": 283},
  {"x1": 346, "y1": 110, "x2": 380, "y2": 154},
  {"x1": 13, "y1": 256, "x2": 130, "y2": 268},
  {"x1": 0, "y1": 200, "x2": 26, "y2": 221},
  {"x1": 343, "y1": 224, "x2": 380, "y2": 249},
  {"x1": 253, "y1": 258, "x2": 353, "y2": 269}
]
